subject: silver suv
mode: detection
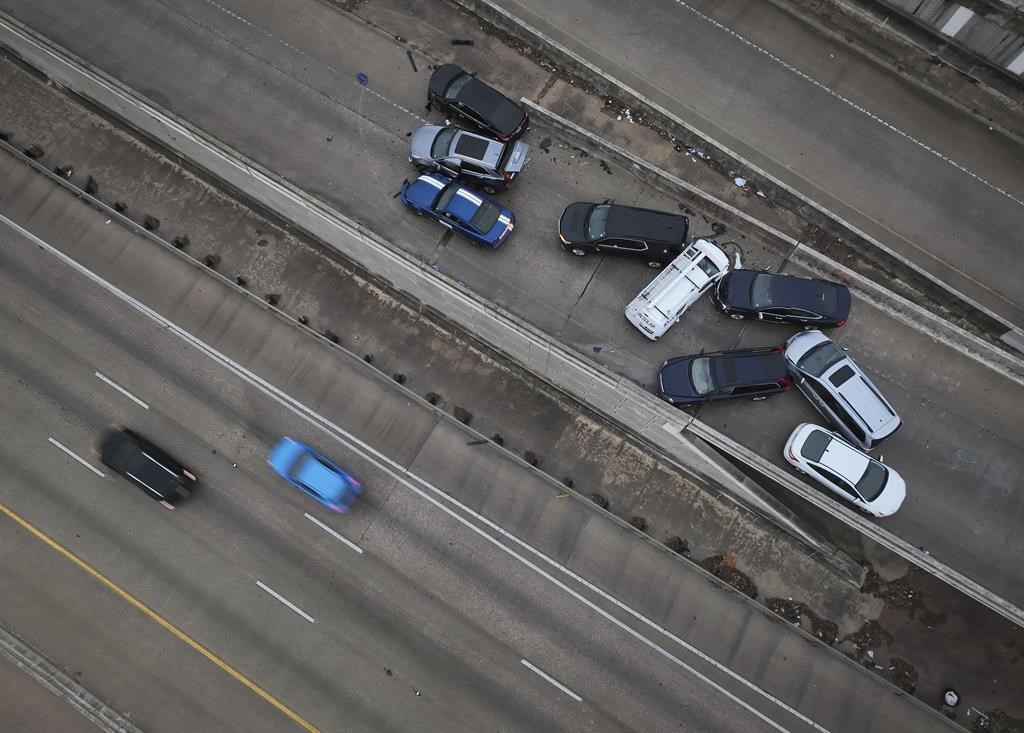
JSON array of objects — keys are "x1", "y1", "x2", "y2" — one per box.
[
  {"x1": 784, "y1": 330, "x2": 901, "y2": 450},
  {"x1": 409, "y1": 125, "x2": 528, "y2": 194}
]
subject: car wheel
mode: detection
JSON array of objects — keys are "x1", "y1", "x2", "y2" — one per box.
[
  {"x1": 414, "y1": 163, "x2": 430, "y2": 173},
  {"x1": 646, "y1": 261, "x2": 663, "y2": 269},
  {"x1": 570, "y1": 248, "x2": 587, "y2": 257},
  {"x1": 729, "y1": 314, "x2": 744, "y2": 320}
]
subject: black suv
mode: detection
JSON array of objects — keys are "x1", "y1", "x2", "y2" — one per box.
[
  {"x1": 558, "y1": 203, "x2": 689, "y2": 268},
  {"x1": 99, "y1": 427, "x2": 197, "y2": 507},
  {"x1": 428, "y1": 65, "x2": 528, "y2": 142},
  {"x1": 713, "y1": 270, "x2": 851, "y2": 327},
  {"x1": 658, "y1": 346, "x2": 790, "y2": 405}
]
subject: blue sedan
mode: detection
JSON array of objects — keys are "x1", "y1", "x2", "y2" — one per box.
[
  {"x1": 400, "y1": 173, "x2": 515, "y2": 249},
  {"x1": 268, "y1": 437, "x2": 362, "y2": 513}
]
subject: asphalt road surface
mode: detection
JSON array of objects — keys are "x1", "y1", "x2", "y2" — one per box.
[
  {"x1": 2, "y1": 0, "x2": 1020, "y2": 612},
  {"x1": 0, "y1": 155, "x2": 953, "y2": 730}
]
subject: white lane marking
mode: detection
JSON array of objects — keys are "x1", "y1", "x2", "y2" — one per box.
[
  {"x1": 304, "y1": 512, "x2": 363, "y2": 554},
  {"x1": 256, "y1": 581, "x2": 315, "y2": 623},
  {"x1": 48, "y1": 437, "x2": 105, "y2": 477},
  {"x1": 521, "y1": 659, "x2": 582, "y2": 702},
  {"x1": 9, "y1": 215, "x2": 822, "y2": 733},
  {"x1": 669, "y1": 0, "x2": 1024, "y2": 210},
  {"x1": 95, "y1": 372, "x2": 150, "y2": 409}
]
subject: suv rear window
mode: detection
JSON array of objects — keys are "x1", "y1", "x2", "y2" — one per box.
[
  {"x1": 470, "y1": 201, "x2": 502, "y2": 232},
  {"x1": 798, "y1": 341, "x2": 846, "y2": 377}
]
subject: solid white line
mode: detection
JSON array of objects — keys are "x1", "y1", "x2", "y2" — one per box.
[
  {"x1": 48, "y1": 437, "x2": 105, "y2": 477},
  {"x1": 256, "y1": 581, "x2": 315, "y2": 623},
  {"x1": 304, "y1": 513, "x2": 363, "y2": 554},
  {"x1": 521, "y1": 659, "x2": 582, "y2": 702},
  {"x1": 7, "y1": 214, "x2": 820, "y2": 732},
  {"x1": 95, "y1": 372, "x2": 150, "y2": 409}
]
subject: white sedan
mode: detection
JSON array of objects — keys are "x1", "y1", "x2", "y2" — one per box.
[{"x1": 783, "y1": 423, "x2": 906, "y2": 517}]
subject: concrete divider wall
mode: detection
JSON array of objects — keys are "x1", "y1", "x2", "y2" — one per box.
[{"x1": 10, "y1": 13, "x2": 1024, "y2": 624}]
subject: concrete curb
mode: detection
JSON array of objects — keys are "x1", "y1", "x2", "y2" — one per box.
[
  {"x1": 0, "y1": 624, "x2": 142, "y2": 733},
  {"x1": 3, "y1": 12, "x2": 1021, "y2": 626},
  {"x1": 453, "y1": 0, "x2": 1024, "y2": 343}
]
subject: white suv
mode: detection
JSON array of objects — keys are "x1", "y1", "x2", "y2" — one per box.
[{"x1": 784, "y1": 423, "x2": 906, "y2": 517}]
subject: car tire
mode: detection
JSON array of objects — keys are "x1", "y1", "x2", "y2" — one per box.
[
  {"x1": 646, "y1": 261, "x2": 663, "y2": 269},
  {"x1": 570, "y1": 248, "x2": 587, "y2": 257},
  {"x1": 729, "y1": 314, "x2": 744, "y2": 320}
]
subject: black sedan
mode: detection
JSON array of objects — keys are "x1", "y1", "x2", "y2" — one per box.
[
  {"x1": 99, "y1": 427, "x2": 196, "y2": 507},
  {"x1": 428, "y1": 64, "x2": 528, "y2": 141},
  {"x1": 712, "y1": 270, "x2": 851, "y2": 327},
  {"x1": 558, "y1": 202, "x2": 689, "y2": 267},
  {"x1": 659, "y1": 346, "x2": 790, "y2": 405}
]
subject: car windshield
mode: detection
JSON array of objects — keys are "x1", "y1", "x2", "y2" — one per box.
[
  {"x1": 586, "y1": 204, "x2": 610, "y2": 240},
  {"x1": 696, "y1": 256, "x2": 722, "y2": 278},
  {"x1": 690, "y1": 357, "x2": 716, "y2": 395},
  {"x1": 431, "y1": 128, "x2": 457, "y2": 158},
  {"x1": 797, "y1": 341, "x2": 847, "y2": 377},
  {"x1": 856, "y1": 460, "x2": 889, "y2": 501},
  {"x1": 434, "y1": 182, "x2": 460, "y2": 211},
  {"x1": 470, "y1": 200, "x2": 501, "y2": 232},
  {"x1": 750, "y1": 274, "x2": 776, "y2": 308},
  {"x1": 446, "y1": 73, "x2": 473, "y2": 98}
]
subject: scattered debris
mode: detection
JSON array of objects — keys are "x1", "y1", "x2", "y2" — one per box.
[
  {"x1": 202, "y1": 254, "x2": 220, "y2": 269},
  {"x1": 733, "y1": 177, "x2": 748, "y2": 187},
  {"x1": 539, "y1": 137, "x2": 552, "y2": 153},
  {"x1": 889, "y1": 657, "x2": 918, "y2": 694},
  {"x1": 392, "y1": 373, "x2": 406, "y2": 384},
  {"x1": 235, "y1": 276, "x2": 247, "y2": 287},
  {"x1": 322, "y1": 329, "x2": 339, "y2": 344},
  {"x1": 767, "y1": 597, "x2": 802, "y2": 625},
  {"x1": 599, "y1": 160, "x2": 613, "y2": 175},
  {"x1": 265, "y1": 293, "x2": 280, "y2": 306},
  {"x1": 356, "y1": 72, "x2": 368, "y2": 86},
  {"x1": 23, "y1": 144, "x2": 44, "y2": 159},
  {"x1": 84, "y1": 175, "x2": 99, "y2": 195},
  {"x1": 450, "y1": 38, "x2": 475, "y2": 46},
  {"x1": 426, "y1": 392, "x2": 441, "y2": 406},
  {"x1": 589, "y1": 493, "x2": 609, "y2": 509},
  {"x1": 844, "y1": 620, "x2": 893, "y2": 655},
  {"x1": 700, "y1": 554, "x2": 757, "y2": 598},
  {"x1": 490, "y1": 433, "x2": 504, "y2": 446},
  {"x1": 664, "y1": 536, "x2": 690, "y2": 557},
  {"x1": 452, "y1": 406, "x2": 472, "y2": 425},
  {"x1": 54, "y1": 164, "x2": 74, "y2": 178},
  {"x1": 524, "y1": 450, "x2": 540, "y2": 467},
  {"x1": 406, "y1": 50, "x2": 418, "y2": 73},
  {"x1": 172, "y1": 235, "x2": 189, "y2": 250},
  {"x1": 143, "y1": 214, "x2": 160, "y2": 231}
]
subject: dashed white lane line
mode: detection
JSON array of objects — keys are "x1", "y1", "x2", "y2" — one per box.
[
  {"x1": 48, "y1": 437, "x2": 105, "y2": 478},
  {"x1": 95, "y1": 372, "x2": 150, "y2": 409},
  {"x1": 521, "y1": 659, "x2": 582, "y2": 703},
  {"x1": 196, "y1": 0, "x2": 427, "y2": 124},
  {"x1": 670, "y1": 0, "x2": 1024, "y2": 209},
  {"x1": 304, "y1": 512, "x2": 363, "y2": 554},
  {"x1": 256, "y1": 581, "x2": 315, "y2": 623}
]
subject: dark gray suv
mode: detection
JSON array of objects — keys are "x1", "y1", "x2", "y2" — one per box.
[{"x1": 409, "y1": 125, "x2": 528, "y2": 194}]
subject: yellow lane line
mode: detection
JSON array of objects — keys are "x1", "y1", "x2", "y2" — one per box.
[{"x1": 0, "y1": 500, "x2": 320, "y2": 733}]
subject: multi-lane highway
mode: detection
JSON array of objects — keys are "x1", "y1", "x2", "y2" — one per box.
[
  {"x1": 0, "y1": 159, "x2": 955, "y2": 730},
  {"x1": 2, "y1": 0, "x2": 1019, "y2": 613}
]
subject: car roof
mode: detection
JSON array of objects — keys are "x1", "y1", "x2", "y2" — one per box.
[
  {"x1": 824, "y1": 366, "x2": 899, "y2": 429},
  {"x1": 712, "y1": 349, "x2": 786, "y2": 387},
  {"x1": 295, "y1": 455, "x2": 346, "y2": 501},
  {"x1": 816, "y1": 433, "x2": 869, "y2": 478},
  {"x1": 452, "y1": 131, "x2": 502, "y2": 166},
  {"x1": 455, "y1": 78, "x2": 525, "y2": 134},
  {"x1": 442, "y1": 185, "x2": 486, "y2": 222},
  {"x1": 751, "y1": 272, "x2": 847, "y2": 313},
  {"x1": 102, "y1": 430, "x2": 181, "y2": 499},
  {"x1": 605, "y1": 205, "x2": 688, "y2": 244}
]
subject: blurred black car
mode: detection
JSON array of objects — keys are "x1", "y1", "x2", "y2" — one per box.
[
  {"x1": 712, "y1": 270, "x2": 851, "y2": 327},
  {"x1": 428, "y1": 64, "x2": 528, "y2": 141},
  {"x1": 659, "y1": 346, "x2": 790, "y2": 405},
  {"x1": 99, "y1": 427, "x2": 196, "y2": 507},
  {"x1": 558, "y1": 203, "x2": 689, "y2": 268}
]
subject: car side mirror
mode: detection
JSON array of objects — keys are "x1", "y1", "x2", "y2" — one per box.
[
  {"x1": 842, "y1": 347, "x2": 849, "y2": 352},
  {"x1": 877, "y1": 454, "x2": 885, "y2": 463},
  {"x1": 763, "y1": 265, "x2": 772, "y2": 272},
  {"x1": 732, "y1": 253, "x2": 742, "y2": 270}
]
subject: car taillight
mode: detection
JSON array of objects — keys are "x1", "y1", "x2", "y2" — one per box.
[
  {"x1": 503, "y1": 171, "x2": 512, "y2": 185},
  {"x1": 786, "y1": 447, "x2": 798, "y2": 462},
  {"x1": 837, "y1": 319, "x2": 847, "y2": 327},
  {"x1": 493, "y1": 219, "x2": 514, "y2": 247},
  {"x1": 781, "y1": 376, "x2": 791, "y2": 388}
]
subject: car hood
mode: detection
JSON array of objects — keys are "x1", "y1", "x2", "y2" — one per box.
[
  {"x1": 429, "y1": 64, "x2": 464, "y2": 98},
  {"x1": 659, "y1": 356, "x2": 699, "y2": 400},
  {"x1": 558, "y1": 202, "x2": 591, "y2": 243},
  {"x1": 410, "y1": 125, "x2": 443, "y2": 161},
  {"x1": 719, "y1": 270, "x2": 755, "y2": 310},
  {"x1": 867, "y1": 469, "x2": 906, "y2": 517},
  {"x1": 401, "y1": 173, "x2": 450, "y2": 209}
]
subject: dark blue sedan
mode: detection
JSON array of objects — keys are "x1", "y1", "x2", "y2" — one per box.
[
  {"x1": 268, "y1": 437, "x2": 362, "y2": 513},
  {"x1": 400, "y1": 173, "x2": 515, "y2": 249}
]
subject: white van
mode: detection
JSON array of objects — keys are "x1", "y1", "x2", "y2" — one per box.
[{"x1": 625, "y1": 239, "x2": 736, "y2": 340}]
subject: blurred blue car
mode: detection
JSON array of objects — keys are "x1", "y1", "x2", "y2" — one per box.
[
  {"x1": 267, "y1": 437, "x2": 362, "y2": 513},
  {"x1": 400, "y1": 172, "x2": 515, "y2": 249}
]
